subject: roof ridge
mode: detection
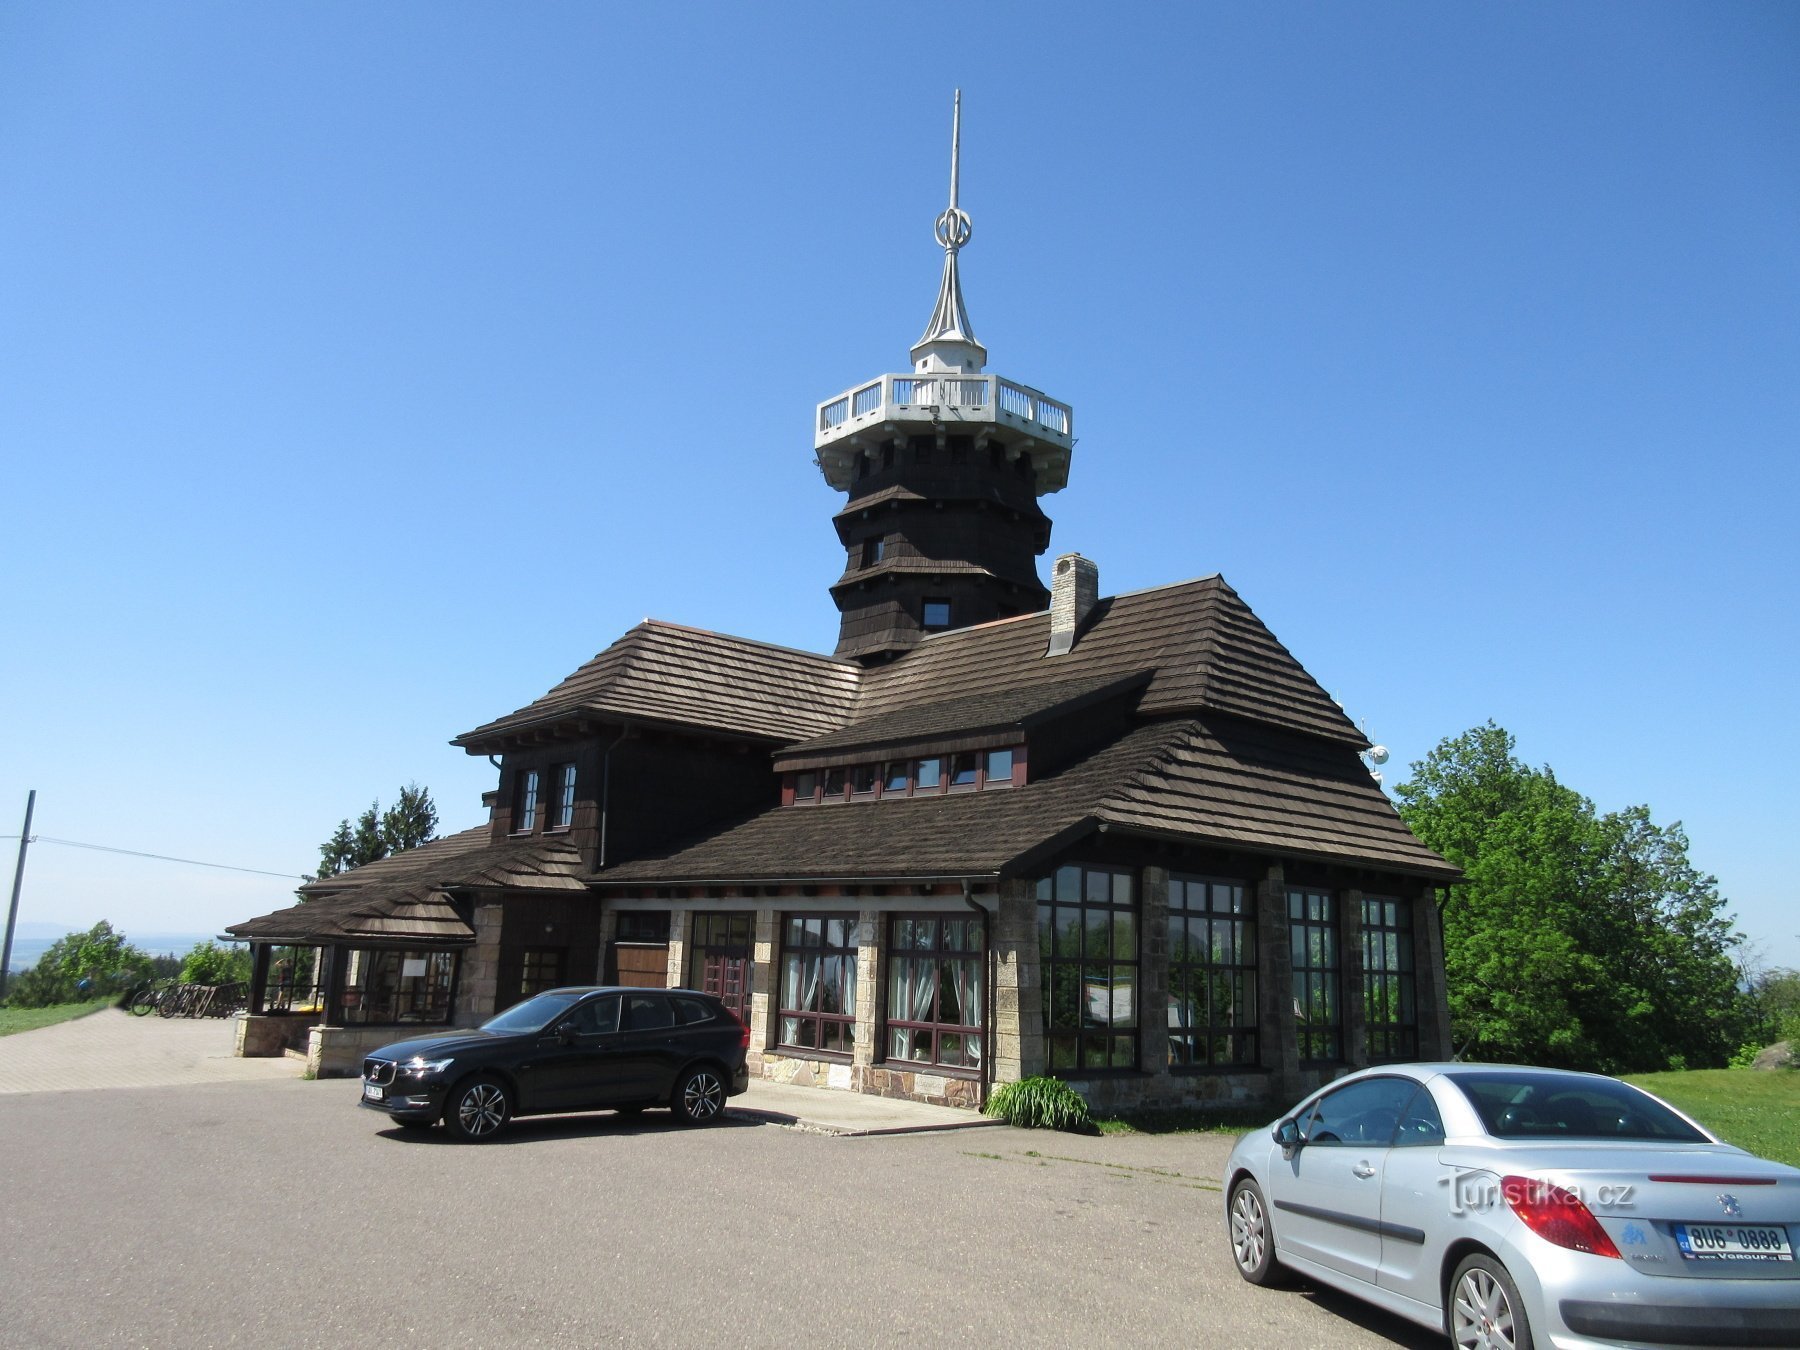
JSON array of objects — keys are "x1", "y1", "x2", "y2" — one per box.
[{"x1": 635, "y1": 618, "x2": 860, "y2": 672}]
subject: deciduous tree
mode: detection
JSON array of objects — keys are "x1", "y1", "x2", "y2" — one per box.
[{"x1": 1395, "y1": 722, "x2": 1754, "y2": 1072}]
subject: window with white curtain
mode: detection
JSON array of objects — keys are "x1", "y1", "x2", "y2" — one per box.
[
  {"x1": 885, "y1": 915, "x2": 984, "y2": 1070},
  {"x1": 778, "y1": 915, "x2": 858, "y2": 1057}
]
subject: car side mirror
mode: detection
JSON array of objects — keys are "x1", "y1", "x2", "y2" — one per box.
[
  {"x1": 1273, "y1": 1118, "x2": 1301, "y2": 1155},
  {"x1": 555, "y1": 1021, "x2": 578, "y2": 1044}
]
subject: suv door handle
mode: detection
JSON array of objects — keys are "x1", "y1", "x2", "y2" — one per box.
[{"x1": 1352, "y1": 1162, "x2": 1376, "y2": 1179}]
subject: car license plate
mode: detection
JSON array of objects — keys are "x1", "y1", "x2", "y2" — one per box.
[
  {"x1": 363, "y1": 1083, "x2": 384, "y2": 1101},
  {"x1": 1674, "y1": 1223, "x2": 1793, "y2": 1262}
]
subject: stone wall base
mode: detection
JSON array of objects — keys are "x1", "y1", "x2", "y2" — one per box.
[
  {"x1": 755, "y1": 1051, "x2": 984, "y2": 1110},
  {"x1": 1058, "y1": 1069, "x2": 1272, "y2": 1115},
  {"x1": 234, "y1": 1013, "x2": 314, "y2": 1058},
  {"x1": 308, "y1": 1025, "x2": 415, "y2": 1079}
]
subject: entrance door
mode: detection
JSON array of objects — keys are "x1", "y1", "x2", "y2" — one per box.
[{"x1": 690, "y1": 913, "x2": 755, "y2": 1023}]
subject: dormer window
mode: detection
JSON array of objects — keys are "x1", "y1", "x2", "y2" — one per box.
[
  {"x1": 984, "y1": 748, "x2": 1014, "y2": 787},
  {"x1": 823, "y1": 767, "x2": 847, "y2": 798},
  {"x1": 852, "y1": 764, "x2": 879, "y2": 795},
  {"x1": 922, "y1": 598, "x2": 952, "y2": 631},
  {"x1": 551, "y1": 762, "x2": 576, "y2": 829},
  {"x1": 862, "y1": 537, "x2": 886, "y2": 567},
  {"x1": 915, "y1": 757, "x2": 942, "y2": 790},
  {"x1": 883, "y1": 762, "x2": 909, "y2": 792},
  {"x1": 514, "y1": 769, "x2": 539, "y2": 833},
  {"x1": 949, "y1": 753, "x2": 979, "y2": 788},
  {"x1": 794, "y1": 770, "x2": 819, "y2": 804}
]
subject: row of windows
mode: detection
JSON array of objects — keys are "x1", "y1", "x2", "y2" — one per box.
[
  {"x1": 679, "y1": 875, "x2": 1419, "y2": 1078},
  {"x1": 687, "y1": 913, "x2": 984, "y2": 1072},
  {"x1": 1037, "y1": 869, "x2": 1419, "y2": 1074},
  {"x1": 512, "y1": 762, "x2": 578, "y2": 834},
  {"x1": 788, "y1": 747, "x2": 1017, "y2": 805}
]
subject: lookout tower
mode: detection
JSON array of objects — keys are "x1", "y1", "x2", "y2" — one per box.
[{"x1": 814, "y1": 93, "x2": 1076, "y2": 664}]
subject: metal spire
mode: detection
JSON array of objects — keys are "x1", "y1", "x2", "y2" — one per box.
[{"x1": 911, "y1": 90, "x2": 987, "y2": 373}]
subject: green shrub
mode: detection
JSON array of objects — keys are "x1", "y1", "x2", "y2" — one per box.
[
  {"x1": 178, "y1": 941, "x2": 250, "y2": 985},
  {"x1": 1729, "y1": 1040, "x2": 1764, "y2": 1070},
  {"x1": 985, "y1": 1076, "x2": 1095, "y2": 1133}
]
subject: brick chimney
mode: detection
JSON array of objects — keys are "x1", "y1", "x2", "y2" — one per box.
[{"x1": 1045, "y1": 552, "x2": 1099, "y2": 656}]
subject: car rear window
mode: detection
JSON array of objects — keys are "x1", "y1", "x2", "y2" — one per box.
[
  {"x1": 672, "y1": 997, "x2": 716, "y2": 1026},
  {"x1": 1445, "y1": 1071, "x2": 1708, "y2": 1142}
]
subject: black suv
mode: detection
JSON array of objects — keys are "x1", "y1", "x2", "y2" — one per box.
[{"x1": 360, "y1": 986, "x2": 751, "y2": 1141}]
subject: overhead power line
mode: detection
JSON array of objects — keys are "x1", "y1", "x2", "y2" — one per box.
[{"x1": 0, "y1": 834, "x2": 305, "y2": 881}]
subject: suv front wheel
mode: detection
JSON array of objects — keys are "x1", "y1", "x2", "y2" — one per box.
[
  {"x1": 444, "y1": 1075, "x2": 512, "y2": 1142},
  {"x1": 672, "y1": 1066, "x2": 726, "y2": 1125}
]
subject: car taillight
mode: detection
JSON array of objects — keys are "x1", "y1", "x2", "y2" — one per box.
[
  {"x1": 733, "y1": 1012, "x2": 750, "y2": 1049},
  {"x1": 1501, "y1": 1176, "x2": 1620, "y2": 1259}
]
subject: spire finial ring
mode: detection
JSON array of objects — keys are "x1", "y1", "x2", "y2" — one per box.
[{"x1": 934, "y1": 206, "x2": 972, "y2": 251}]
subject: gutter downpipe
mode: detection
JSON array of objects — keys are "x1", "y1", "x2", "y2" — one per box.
[{"x1": 963, "y1": 880, "x2": 994, "y2": 1108}]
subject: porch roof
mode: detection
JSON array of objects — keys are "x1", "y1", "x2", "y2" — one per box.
[{"x1": 226, "y1": 827, "x2": 586, "y2": 946}]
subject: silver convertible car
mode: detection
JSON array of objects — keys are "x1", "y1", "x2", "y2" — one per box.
[{"x1": 1224, "y1": 1064, "x2": 1800, "y2": 1349}]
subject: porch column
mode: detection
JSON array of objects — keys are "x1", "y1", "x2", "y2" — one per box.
[
  {"x1": 1341, "y1": 887, "x2": 1368, "y2": 1070},
  {"x1": 664, "y1": 909, "x2": 691, "y2": 989},
  {"x1": 248, "y1": 943, "x2": 271, "y2": 1014},
  {"x1": 1414, "y1": 888, "x2": 1453, "y2": 1059},
  {"x1": 1256, "y1": 864, "x2": 1298, "y2": 1098},
  {"x1": 1138, "y1": 866, "x2": 1171, "y2": 1077},
  {"x1": 319, "y1": 945, "x2": 346, "y2": 1028},
  {"x1": 751, "y1": 908, "x2": 777, "y2": 1054},
  {"x1": 853, "y1": 909, "x2": 879, "y2": 1069},
  {"x1": 992, "y1": 878, "x2": 1040, "y2": 1084}
]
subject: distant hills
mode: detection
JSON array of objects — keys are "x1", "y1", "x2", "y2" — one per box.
[{"x1": 5, "y1": 929, "x2": 227, "y2": 973}]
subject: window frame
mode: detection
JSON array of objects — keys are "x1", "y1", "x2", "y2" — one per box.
[
  {"x1": 1361, "y1": 895, "x2": 1418, "y2": 1063},
  {"x1": 1166, "y1": 874, "x2": 1258, "y2": 1071},
  {"x1": 776, "y1": 914, "x2": 860, "y2": 1060},
  {"x1": 1037, "y1": 864, "x2": 1140, "y2": 1074},
  {"x1": 513, "y1": 768, "x2": 539, "y2": 834},
  {"x1": 884, "y1": 914, "x2": 986, "y2": 1074},
  {"x1": 550, "y1": 762, "x2": 577, "y2": 831},
  {"x1": 1288, "y1": 886, "x2": 1342, "y2": 1064},
  {"x1": 921, "y1": 597, "x2": 952, "y2": 632}
]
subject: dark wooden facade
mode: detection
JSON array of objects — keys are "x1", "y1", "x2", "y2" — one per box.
[{"x1": 830, "y1": 433, "x2": 1053, "y2": 663}]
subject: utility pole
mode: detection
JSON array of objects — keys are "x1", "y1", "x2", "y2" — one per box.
[{"x1": 1, "y1": 790, "x2": 34, "y2": 999}]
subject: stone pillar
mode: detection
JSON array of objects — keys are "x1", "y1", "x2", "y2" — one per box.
[
  {"x1": 1139, "y1": 866, "x2": 1170, "y2": 1078},
  {"x1": 1414, "y1": 888, "x2": 1453, "y2": 1059},
  {"x1": 751, "y1": 908, "x2": 777, "y2": 1053},
  {"x1": 462, "y1": 904, "x2": 504, "y2": 1023},
  {"x1": 853, "y1": 909, "x2": 880, "y2": 1069},
  {"x1": 1341, "y1": 888, "x2": 1368, "y2": 1070},
  {"x1": 992, "y1": 878, "x2": 1040, "y2": 1084},
  {"x1": 664, "y1": 908, "x2": 691, "y2": 989},
  {"x1": 1257, "y1": 865, "x2": 1297, "y2": 1097}
]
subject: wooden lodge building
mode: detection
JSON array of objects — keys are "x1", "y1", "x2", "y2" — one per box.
[{"x1": 227, "y1": 101, "x2": 1458, "y2": 1111}]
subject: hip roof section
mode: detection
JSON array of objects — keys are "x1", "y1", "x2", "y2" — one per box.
[
  {"x1": 227, "y1": 827, "x2": 587, "y2": 946},
  {"x1": 454, "y1": 621, "x2": 863, "y2": 751}
]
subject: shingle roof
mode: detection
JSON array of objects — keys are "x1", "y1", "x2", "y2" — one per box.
[
  {"x1": 774, "y1": 672, "x2": 1147, "y2": 763},
  {"x1": 226, "y1": 828, "x2": 586, "y2": 945},
  {"x1": 453, "y1": 621, "x2": 862, "y2": 751},
  {"x1": 595, "y1": 714, "x2": 1456, "y2": 886},
  {"x1": 595, "y1": 720, "x2": 1188, "y2": 883},
  {"x1": 852, "y1": 575, "x2": 1367, "y2": 748}
]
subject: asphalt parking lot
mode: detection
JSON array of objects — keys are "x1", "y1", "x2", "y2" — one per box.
[{"x1": 0, "y1": 1022, "x2": 1434, "y2": 1349}]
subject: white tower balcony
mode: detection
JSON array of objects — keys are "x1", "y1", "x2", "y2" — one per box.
[{"x1": 813, "y1": 372, "x2": 1073, "y2": 494}]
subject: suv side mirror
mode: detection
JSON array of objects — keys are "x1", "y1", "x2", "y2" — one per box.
[
  {"x1": 555, "y1": 1021, "x2": 579, "y2": 1044},
  {"x1": 1273, "y1": 1118, "x2": 1301, "y2": 1154}
]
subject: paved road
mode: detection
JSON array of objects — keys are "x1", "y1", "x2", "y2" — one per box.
[
  {"x1": 0, "y1": 1007, "x2": 300, "y2": 1093},
  {"x1": 0, "y1": 1021, "x2": 1433, "y2": 1349}
]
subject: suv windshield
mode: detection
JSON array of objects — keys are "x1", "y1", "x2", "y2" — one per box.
[
  {"x1": 481, "y1": 991, "x2": 585, "y2": 1035},
  {"x1": 1445, "y1": 1070, "x2": 1708, "y2": 1142}
]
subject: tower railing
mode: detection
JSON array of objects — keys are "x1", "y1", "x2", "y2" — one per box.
[{"x1": 817, "y1": 374, "x2": 1072, "y2": 442}]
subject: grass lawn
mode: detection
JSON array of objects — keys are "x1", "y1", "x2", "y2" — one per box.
[
  {"x1": 1094, "y1": 1106, "x2": 1267, "y2": 1137},
  {"x1": 0, "y1": 999, "x2": 115, "y2": 1037},
  {"x1": 1625, "y1": 1068, "x2": 1800, "y2": 1168}
]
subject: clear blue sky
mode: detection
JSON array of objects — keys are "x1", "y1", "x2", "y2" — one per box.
[{"x1": 3, "y1": 3, "x2": 1796, "y2": 969}]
